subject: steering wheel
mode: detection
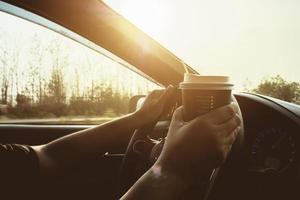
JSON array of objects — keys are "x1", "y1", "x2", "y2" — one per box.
[{"x1": 117, "y1": 96, "x2": 245, "y2": 199}]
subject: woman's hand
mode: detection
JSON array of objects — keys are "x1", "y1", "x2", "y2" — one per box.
[
  {"x1": 134, "y1": 85, "x2": 176, "y2": 128},
  {"x1": 154, "y1": 102, "x2": 241, "y2": 183},
  {"x1": 122, "y1": 102, "x2": 242, "y2": 200}
]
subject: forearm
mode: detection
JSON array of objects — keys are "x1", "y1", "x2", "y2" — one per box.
[
  {"x1": 34, "y1": 112, "x2": 144, "y2": 174},
  {"x1": 121, "y1": 164, "x2": 188, "y2": 200}
]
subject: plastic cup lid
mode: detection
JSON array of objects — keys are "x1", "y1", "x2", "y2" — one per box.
[{"x1": 180, "y1": 73, "x2": 233, "y2": 90}]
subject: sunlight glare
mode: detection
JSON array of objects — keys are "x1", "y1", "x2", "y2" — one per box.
[{"x1": 104, "y1": 0, "x2": 168, "y2": 42}]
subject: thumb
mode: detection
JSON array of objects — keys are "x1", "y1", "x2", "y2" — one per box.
[
  {"x1": 169, "y1": 106, "x2": 185, "y2": 127},
  {"x1": 157, "y1": 85, "x2": 175, "y2": 106}
]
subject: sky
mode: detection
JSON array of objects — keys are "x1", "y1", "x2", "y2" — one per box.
[{"x1": 104, "y1": 0, "x2": 300, "y2": 90}]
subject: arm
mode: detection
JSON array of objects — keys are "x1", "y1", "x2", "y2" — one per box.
[
  {"x1": 33, "y1": 86, "x2": 175, "y2": 175},
  {"x1": 121, "y1": 164, "x2": 188, "y2": 200},
  {"x1": 33, "y1": 112, "x2": 143, "y2": 174},
  {"x1": 121, "y1": 103, "x2": 241, "y2": 200}
]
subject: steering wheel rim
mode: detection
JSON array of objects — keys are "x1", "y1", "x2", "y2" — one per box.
[
  {"x1": 117, "y1": 124, "x2": 157, "y2": 197},
  {"x1": 117, "y1": 96, "x2": 245, "y2": 199}
]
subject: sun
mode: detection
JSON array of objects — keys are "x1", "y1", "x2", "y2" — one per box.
[{"x1": 103, "y1": 0, "x2": 167, "y2": 40}]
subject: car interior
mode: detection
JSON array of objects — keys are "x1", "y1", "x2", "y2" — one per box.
[{"x1": 0, "y1": 0, "x2": 299, "y2": 200}]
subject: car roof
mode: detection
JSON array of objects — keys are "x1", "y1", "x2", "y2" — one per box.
[{"x1": 2, "y1": 0, "x2": 197, "y2": 87}]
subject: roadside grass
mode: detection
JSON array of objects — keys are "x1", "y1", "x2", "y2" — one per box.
[{"x1": 0, "y1": 115, "x2": 122, "y2": 125}]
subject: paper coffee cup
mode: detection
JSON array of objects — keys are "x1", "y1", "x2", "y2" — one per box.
[{"x1": 180, "y1": 74, "x2": 233, "y2": 121}]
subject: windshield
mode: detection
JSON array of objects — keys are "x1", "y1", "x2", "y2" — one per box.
[{"x1": 105, "y1": 0, "x2": 300, "y2": 104}]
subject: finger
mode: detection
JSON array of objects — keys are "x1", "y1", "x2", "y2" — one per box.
[
  {"x1": 233, "y1": 126, "x2": 241, "y2": 138},
  {"x1": 218, "y1": 114, "x2": 241, "y2": 135},
  {"x1": 169, "y1": 106, "x2": 185, "y2": 125},
  {"x1": 148, "y1": 90, "x2": 162, "y2": 99},
  {"x1": 222, "y1": 126, "x2": 241, "y2": 145},
  {"x1": 142, "y1": 90, "x2": 162, "y2": 105},
  {"x1": 157, "y1": 85, "x2": 175, "y2": 105},
  {"x1": 144, "y1": 90, "x2": 156, "y2": 100},
  {"x1": 205, "y1": 102, "x2": 239, "y2": 125}
]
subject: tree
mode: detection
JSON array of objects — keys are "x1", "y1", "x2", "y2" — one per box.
[
  {"x1": 38, "y1": 38, "x2": 68, "y2": 116},
  {"x1": 0, "y1": 33, "x2": 20, "y2": 105},
  {"x1": 28, "y1": 34, "x2": 45, "y2": 104},
  {"x1": 253, "y1": 75, "x2": 300, "y2": 104},
  {"x1": 48, "y1": 68, "x2": 66, "y2": 104}
]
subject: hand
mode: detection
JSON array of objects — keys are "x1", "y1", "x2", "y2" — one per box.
[
  {"x1": 154, "y1": 102, "x2": 241, "y2": 183},
  {"x1": 134, "y1": 85, "x2": 176, "y2": 127}
]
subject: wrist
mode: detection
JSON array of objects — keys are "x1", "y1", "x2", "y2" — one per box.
[
  {"x1": 121, "y1": 163, "x2": 189, "y2": 200},
  {"x1": 151, "y1": 162, "x2": 191, "y2": 190}
]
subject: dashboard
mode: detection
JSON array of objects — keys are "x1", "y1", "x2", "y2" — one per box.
[
  {"x1": 227, "y1": 93, "x2": 300, "y2": 200},
  {"x1": 236, "y1": 93, "x2": 299, "y2": 176}
]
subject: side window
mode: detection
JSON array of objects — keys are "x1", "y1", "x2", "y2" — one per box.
[{"x1": 0, "y1": 11, "x2": 159, "y2": 124}]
